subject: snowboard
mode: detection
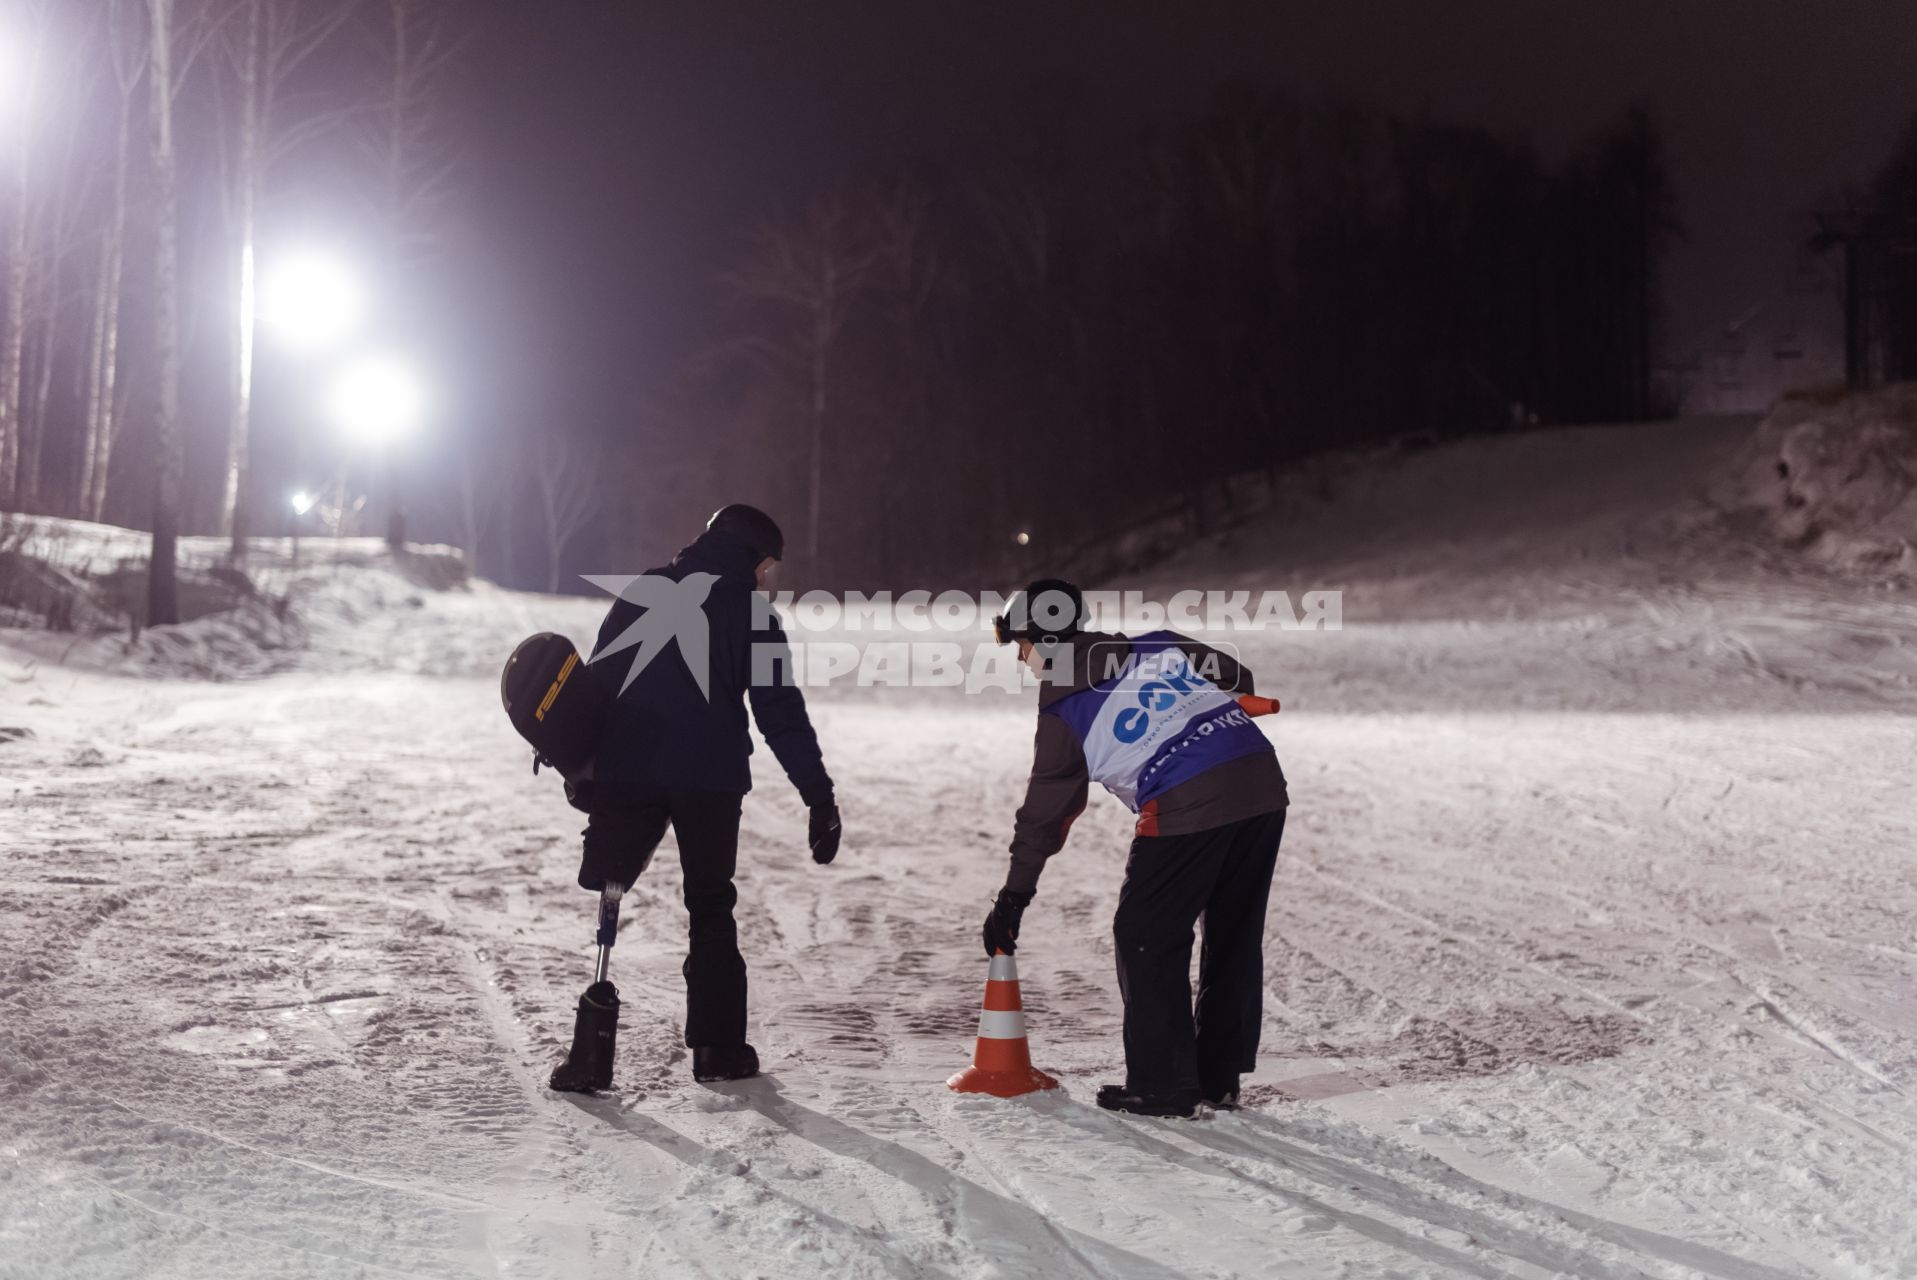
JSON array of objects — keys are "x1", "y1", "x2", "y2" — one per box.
[{"x1": 500, "y1": 632, "x2": 607, "y2": 780}]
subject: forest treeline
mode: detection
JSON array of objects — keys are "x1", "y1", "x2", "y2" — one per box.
[
  {"x1": 1, "y1": 2, "x2": 1683, "y2": 602},
  {"x1": 638, "y1": 94, "x2": 1680, "y2": 587},
  {"x1": 1836, "y1": 117, "x2": 1917, "y2": 387}
]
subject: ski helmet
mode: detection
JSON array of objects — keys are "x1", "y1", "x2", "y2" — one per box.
[
  {"x1": 706, "y1": 503, "x2": 784, "y2": 562},
  {"x1": 993, "y1": 578, "x2": 1085, "y2": 646}
]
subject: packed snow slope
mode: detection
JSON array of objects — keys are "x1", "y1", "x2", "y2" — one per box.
[{"x1": 3, "y1": 414, "x2": 1915, "y2": 1280}]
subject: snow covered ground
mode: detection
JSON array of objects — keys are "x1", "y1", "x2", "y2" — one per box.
[{"x1": 3, "y1": 416, "x2": 1915, "y2": 1279}]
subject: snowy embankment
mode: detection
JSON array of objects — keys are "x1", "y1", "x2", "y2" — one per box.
[
  {"x1": 3, "y1": 408, "x2": 1916, "y2": 1279},
  {"x1": 0, "y1": 523, "x2": 599, "y2": 680},
  {"x1": 1729, "y1": 383, "x2": 1917, "y2": 580}
]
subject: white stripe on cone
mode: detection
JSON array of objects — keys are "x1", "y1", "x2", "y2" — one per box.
[
  {"x1": 987, "y1": 953, "x2": 1019, "y2": 981},
  {"x1": 975, "y1": 1008, "x2": 1027, "y2": 1040}
]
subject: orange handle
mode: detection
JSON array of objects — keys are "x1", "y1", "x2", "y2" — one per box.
[{"x1": 1237, "y1": 694, "x2": 1281, "y2": 717}]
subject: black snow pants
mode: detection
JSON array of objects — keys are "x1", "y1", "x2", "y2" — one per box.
[
  {"x1": 578, "y1": 786, "x2": 748, "y2": 1049},
  {"x1": 1113, "y1": 807, "x2": 1286, "y2": 1098}
]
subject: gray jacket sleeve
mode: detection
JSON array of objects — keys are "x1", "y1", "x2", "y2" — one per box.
[{"x1": 1004, "y1": 713, "x2": 1090, "y2": 895}]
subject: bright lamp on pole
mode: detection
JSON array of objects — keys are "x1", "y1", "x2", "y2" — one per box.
[
  {"x1": 290, "y1": 490, "x2": 316, "y2": 515},
  {"x1": 263, "y1": 251, "x2": 363, "y2": 352},
  {"x1": 328, "y1": 355, "x2": 425, "y2": 446}
]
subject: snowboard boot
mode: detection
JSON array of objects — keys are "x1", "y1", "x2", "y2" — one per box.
[
  {"x1": 1200, "y1": 1072, "x2": 1242, "y2": 1111},
  {"x1": 692, "y1": 1043, "x2": 760, "y2": 1083},
  {"x1": 1096, "y1": 1084, "x2": 1201, "y2": 1119},
  {"x1": 549, "y1": 981, "x2": 620, "y2": 1093}
]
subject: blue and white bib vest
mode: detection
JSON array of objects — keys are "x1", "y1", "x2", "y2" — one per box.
[{"x1": 1043, "y1": 632, "x2": 1273, "y2": 818}]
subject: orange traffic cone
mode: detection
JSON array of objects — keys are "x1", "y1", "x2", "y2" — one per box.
[{"x1": 947, "y1": 951, "x2": 1060, "y2": 1097}]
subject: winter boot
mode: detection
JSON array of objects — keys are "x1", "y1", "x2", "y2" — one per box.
[
  {"x1": 1096, "y1": 1083, "x2": 1200, "y2": 1119},
  {"x1": 549, "y1": 981, "x2": 621, "y2": 1093},
  {"x1": 692, "y1": 1043, "x2": 760, "y2": 1083},
  {"x1": 1200, "y1": 1072, "x2": 1241, "y2": 1111}
]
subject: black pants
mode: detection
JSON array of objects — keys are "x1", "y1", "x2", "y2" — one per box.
[
  {"x1": 1113, "y1": 807, "x2": 1286, "y2": 1097},
  {"x1": 579, "y1": 786, "x2": 747, "y2": 1049}
]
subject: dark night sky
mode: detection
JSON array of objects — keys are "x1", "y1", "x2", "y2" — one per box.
[{"x1": 458, "y1": 1, "x2": 1917, "y2": 432}]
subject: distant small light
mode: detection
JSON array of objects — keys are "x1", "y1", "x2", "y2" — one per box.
[
  {"x1": 1015, "y1": 531, "x2": 1030, "y2": 547},
  {"x1": 290, "y1": 490, "x2": 316, "y2": 515}
]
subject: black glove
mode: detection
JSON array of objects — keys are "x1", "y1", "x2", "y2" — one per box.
[
  {"x1": 807, "y1": 801, "x2": 842, "y2": 865},
  {"x1": 981, "y1": 889, "x2": 1034, "y2": 958}
]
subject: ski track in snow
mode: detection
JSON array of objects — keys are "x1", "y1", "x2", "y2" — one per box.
[{"x1": 5, "y1": 419, "x2": 1917, "y2": 1278}]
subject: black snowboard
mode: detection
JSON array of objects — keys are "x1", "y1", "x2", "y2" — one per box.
[{"x1": 501, "y1": 632, "x2": 607, "y2": 779}]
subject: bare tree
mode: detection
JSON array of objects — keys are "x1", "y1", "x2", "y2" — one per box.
[
  {"x1": 323, "y1": 0, "x2": 465, "y2": 542},
  {"x1": 718, "y1": 192, "x2": 881, "y2": 575},
  {"x1": 449, "y1": 438, "x2": 499, "y2": 576},
  {"x1": 863, "y1": 183, "x2": 943, "y2": 580},
  {"x1": 531, "y1": 433, "x2": 601, "y2": 594},
  {"x1": 0, "y1": 2, "x2": 48, "y2": 508},
  {"x1": 80, "y1": 0, "x2": 146, "y2": 525},
  {"x1": 213, "y1": 0, "x2": 361, "y2": 558},
  {"x1": 142, "y1": 0, "x2": 227, "y2": 623},
  {"x1": 144, "y1": 0, "x2": 184, "y2": 624},
  {"x1": 18, "y1": 18, "x2": 107, "y2": 514},
  {"x1": 371, "y1": 0, "x2": 465, "y2": 271},
  {"x1": 216, "y1": 0, "x2": 262, "y2": 554},
  {"x1": 870, "y1": 183, "x2": 942, "y2": 409}
]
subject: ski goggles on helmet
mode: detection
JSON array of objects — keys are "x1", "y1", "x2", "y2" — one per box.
[{"x1": 991, "y1": 613, "x2": 1015, "y2": 645}]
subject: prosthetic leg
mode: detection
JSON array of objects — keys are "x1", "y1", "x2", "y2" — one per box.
[{"x1": 549, "y1": 885, "x2": 624, "y2": 1093}]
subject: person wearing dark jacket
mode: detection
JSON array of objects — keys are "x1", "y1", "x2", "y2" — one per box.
[
  {"x1": 579, "y1": 504, "x2": 840, "y2": 1084},
  {"x1": 981, "y1": 579, "x2": 1288, "y2": 1117}
]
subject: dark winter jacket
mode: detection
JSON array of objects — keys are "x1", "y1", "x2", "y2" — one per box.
[
  {"x1": 1004, "y1": 630, "x2": 1287, "y2": 894},
  {"x1": 587, "y1": 529, "x2": 832, "y2": 804}
]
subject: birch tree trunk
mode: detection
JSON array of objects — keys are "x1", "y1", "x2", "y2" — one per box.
[
  {"x1": 454, "y1": 445, "x2": 490, "y2": 576},
  {"x1": 211, "y1": 0, "x2": 358, "y2": 551},
  {"x1": 147, "y1": 0, "x2": 184, "y2": 626},
  {"x1": 0, "y1": 25, "x2": 42, "y2": 507},
  {"x1": 82, "y1": 88, "x2": 132, "y2": 524},
  {"x1": 23, "y1": 281, "x2": 54, "y2": 508},
  {"x1": 222, "y1": 0, "x2": 263, "y2": 556}
]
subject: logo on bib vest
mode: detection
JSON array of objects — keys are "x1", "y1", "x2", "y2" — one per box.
[{"x1": 1111, "y1": 650, "x2": 1214, "y2": 744}]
